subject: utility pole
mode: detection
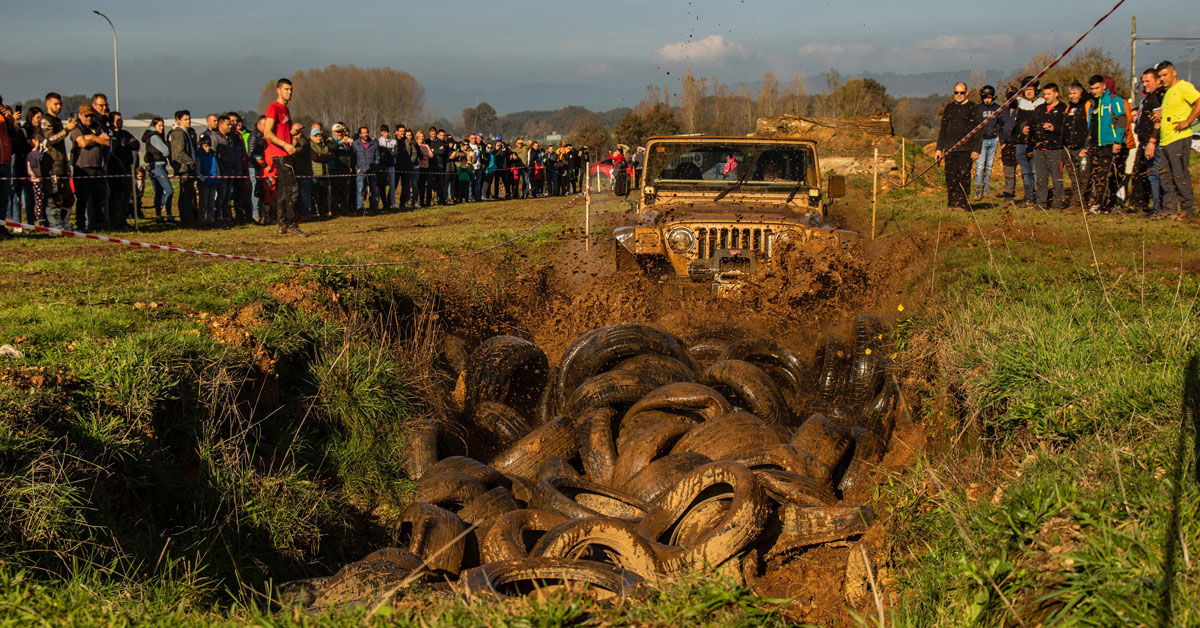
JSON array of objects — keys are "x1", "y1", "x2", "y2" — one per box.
[
  {"x1": 1188, "y1": 46, "x2": 1196, "y2": 83},
  {"x1": 93, "y1": 11, "x2": 119, "y2": 111},
  {"x1": 1131, "y1": 16, "x2": 1137, "y2": 101}
]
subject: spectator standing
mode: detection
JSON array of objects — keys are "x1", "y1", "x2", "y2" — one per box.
[
  {"x1": 223, "y1": 113, "x2": 248, "y2": 223},
  {"x1": 68, "y1": 104, "x2": 110, "y2": 231},
  {"x1": 470, "y1": 135, "x2": 486, "y2": 201},
  {"x1": 90, "y1": 94, "x2": 113, "y2": 226},
  {"x1": 38, "y1": 93, "x2": 76, "y2": 230},
  {"x1": 209, "y1": 115, "x2": 235, "y2": 222},
  {"x1": 0, "y1": 96, "x2": 17, "y2": 235},
  {"x1": 1155, "y1": 60, "x2": 1200, "y2": 221},
  {"x1": 353, "y1": 126, "x2": 380, "y2": 212},
  {"x1": 377, "y1": 125, "x2": 396, "y2": 209},
  {"x1": 107, "y1": 112, "x2": 138, "y2": 227},
  {"x1": 415, "y1": 131, "x2": 433, "y2": 207},
  {"x1": 1028, "y1": 83, "x2": 1067, "y2": 209},
  {"x1": 25, "y1": 134, "x2": 47, "y2": 228},
  {"x1": 429, "y1": 130, "x2": 449, "y2": 205},
  {"x1": 514, "y1": 139, "x2": 531, "y2": 198},
  {"x1": 934, "y1": 82, "x2": 982, "y2": 210},
  {"x1": 169, "y1": 110, "x2": 198, "y2": 225},
  {"x1": 395, "y1": 125, "x2": 415, "y2": 208},
  {"x1": 1062, "y1": 83, "x2": 1091, "y2": 206},
  {"x1": 1083, "y1": 75, "x2": 1128, "y2": 214},
  {"x1": 142, "y1": 118, "x2": 173, "y2": 220},
  {"x1": 481, "y1": 142, "x2": 496, "y2": 201},
  {"x1": 195, "y1": 135, "x2": 218, "y2": 225},
  {"x1": 972, "y1": 85, "x2": 1001, "y2": 200},
  {"x1": 1132, "y1": 70, "x2": 1165, "y2": 216},
  {"x1": 7, "y1": 103, "x2": 36, "y2": 227},
  {"x1": 249, "y1": 116, "x2": 270, "y2": 223},
  {"x1": 308, "y1": 127, "x2": 333, "y2": 217},
  {"x1": 1014, "y1": 78, "x2": 1044, "y2": 204},
  {"x1": 262, "y1": 78, "x2": 303, "y2": 236},
  {"x1": 289, "y1": 122, "x2": 314, "y2": 218},
  {"x1": 998, "y1": 87, "x2": 1019, "y2": 199},
  {"x1": 328, "y1": 123, "x2": 354, "y2": 215}
]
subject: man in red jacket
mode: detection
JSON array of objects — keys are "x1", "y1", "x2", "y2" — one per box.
[{"x1": 263, "y1": 78, "x2": 303, "y2": 236}]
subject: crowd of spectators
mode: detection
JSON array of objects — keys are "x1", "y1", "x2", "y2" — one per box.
[
  {"x1": 0, "y1": 86, "x2": 592, "y2": 239},
  {"x1": 936, "y1": 60, "x2": 1200, "y2": 220}
]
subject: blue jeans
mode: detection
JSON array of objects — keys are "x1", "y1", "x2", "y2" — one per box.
[
  {"x1": 378, "y1": 167, "x2": 395, "y2": 207},
  {"x1": 150, "y1": 164, "x2": 173, "y2": 216},
  {"x1": 249, "y1": 166, "x2": 261, "y2": 220},
  {"x1": 215, "y1": 179, "x2": 232, "y2": 221},
  {"x1": 471, "y1": 169, "x2": 484, "y2": 201},
  {"x1": 298, "y1": 178, "x2": 313, "y2": 217},
  {"x1": 408, "y1": 169, "x2": 421, "y2": 206},
  {"x1": 974, "y1": 138, "x2": 998, "y2": 192},
  {"x1": 1146, "y1": 152, "x2": 1161, "y2": 212},
  {"x1": 1015, "y1": 144, "x2": 1036, "y2": 201},
  {"x1": 356, "y1": 171, "x2": 379, "y2": 209}
]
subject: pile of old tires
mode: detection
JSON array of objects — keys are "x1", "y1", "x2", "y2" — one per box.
[{"x1": 281, "y1": 317, "x2": 899, "y2": 608}]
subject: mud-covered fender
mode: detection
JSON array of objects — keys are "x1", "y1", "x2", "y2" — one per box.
[
  {"x1": 614, "y1": 226, "x2": 637, "y2": 255},
  {"x1": 614, "y1": 226, "x2": 663, "y2": 255}
]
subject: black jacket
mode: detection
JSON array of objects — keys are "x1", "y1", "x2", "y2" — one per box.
[
  {"x1": 142, "y1": 129, "x2": 167, "y2": 165},
  {"x1": 1135, "y1": 87, "x2": 1165, "y2": 145},
  {"x1": 936, "y1": 100, "x2": 983, "y2": 154},
  {"x1": 978, "y1": 103, "x2": 1002, "y2": 139},
  {"x1": 1062, "y1": 99, "x2": 1090, "y2": 150},
  {"x1": 1029, "y1": 101, "x2": 1066, "y2": 151}
]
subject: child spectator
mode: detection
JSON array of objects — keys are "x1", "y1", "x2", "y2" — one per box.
[{"x1": 196, "y1": 135, "x2": 218, "y2": 225}]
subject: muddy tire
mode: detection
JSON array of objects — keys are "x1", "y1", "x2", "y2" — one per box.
[
  {"x1": 789, "y1": 413, "x2": 854, "y2": 485},
  {"x1": 755, "y1": 469, "x2": 838, "y2": 506},
  {"x1": 769, "y1": 504, "x2": 875, "y2": 558},
  {"x1": 537, "y1": 456, "x2": 582, "y2": 481},
  {"x1": 720, "y1": 338, "x2": 811, "y2": 402},
  {"x1": 428, "y1": 456, "x2": 511, "y2": 491},
  {"x1": 459, "y1": 486, "x2": 521, "y2": 537},
  {"x1": 816, "y1": 335, "x2": 851, "y2": 403},
  {"x1": 577, "y1": 407, "x2": 618, "y2": 486},
  {"x1": 531, "y1": 517, "x2": 666, "y2": 580},
  {"x1": 532, "y1": 475, "x2": 654, "y2": 521},
  {"x1": 623, "y1": 382, "x2": 732, "y2": 425},
  {"x1": 610, "y1": 419, "x2": 694, "y2": 487},
  {"x1": 637, "y1": 461, "x2": 769, "y2": 571},
  {"x1": 616, "y1": 410, "x2": 702, "y2": 454},
  {"x1": 859, "y1": 360, "x2": 898, "y2": 440},
  {"x1": 404, "y1": 420, "x2": 440, "y2": 481},
  {"x1": 439, "y1": 335, "x2": 471, "y2": 377},
  {"x1": 465, "y1": 335, "x2": 549, "y2": 419},
  {"x1": 362, "y1": 547, "x2": 424, "y2": 572},
  {"x1": 479, "y1": 509, "x2": 569, "y2": 564},
  {"x1": 700, "y1": 360, "x2": 791, "y2": 427},
  {"x1": 837, "y1": 426, "x2": 887, "y2": 494},
  {"x1": 468, "y1": 401, "x2": 535, "y2": 458},
  {"x1": 566, "y1": 370, "x2": 662, "y2": 419},
  {"x1": 685, "y1": 323, "x2": 749, "y2": 366},
  {"x1": 461, "y1": 557, "x2": 643, "y2": 599},
  {"x1": 397, "y1": 502, "x2": 467, "y2": 576},
  {"x1": 505, "y1": 474, "x2": 538, "y2": 505},
  {"x1": 620, "y1": 452, "x2": 711, "y2": 504},
  {"x1": 550, "y1": 324, "x2": 697, "y2": 419},
  {"x1": 611, "y1": 354, "x2": 696, "y2": 388},
  {"x1": 415, "y1": 472, "x2": 487, "y2": 512},
  {"x1": 671, "y1": 411, "x2": 787, "y2": 461},
  {"x1": 731, "y1": 443, "x2": 826, "y2": 478},
  {"x1": 309, "y1": 560, "x2": 412, "y2": 609},
  {"x1": 490, "y1": 415, "x2": 578, "y2": 481}
]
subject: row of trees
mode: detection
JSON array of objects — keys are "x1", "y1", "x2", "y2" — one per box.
[{"x1": 256, "y1": 64, "x2": 428, "y2": 133}]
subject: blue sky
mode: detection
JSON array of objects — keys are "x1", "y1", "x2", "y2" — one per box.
[{"x1": 2, "y1": 0, "x2": 1197, "y2": 117}]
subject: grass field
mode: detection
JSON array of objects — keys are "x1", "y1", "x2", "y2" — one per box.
[{"x1": 1, "y1": 157, "x2": 1198, "y2": 626}]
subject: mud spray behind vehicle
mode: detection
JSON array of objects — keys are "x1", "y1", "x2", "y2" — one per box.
[{"x1": 614, "y1": 135, "x2": 853, "y2": 295}]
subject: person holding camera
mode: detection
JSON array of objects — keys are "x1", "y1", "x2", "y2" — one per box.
[{"x1": 37, "y1": 93, "x2": 76, "y2": 231}]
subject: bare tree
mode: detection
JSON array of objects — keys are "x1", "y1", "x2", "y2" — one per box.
[
  {"x1": 258, "y1": 65, "x2": 425, "y2": 131},
  {"x1": 756, "y1": 72, "x2": 781, "y2": 119}
]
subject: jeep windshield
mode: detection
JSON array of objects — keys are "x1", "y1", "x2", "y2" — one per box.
[{"x1": 644, "y1": 141, "x2": 815, "y2": 193}]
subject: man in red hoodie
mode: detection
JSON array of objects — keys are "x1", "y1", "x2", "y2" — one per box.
[{"x1": 263, "y1": 78, "x2": 303, "y2": 236}]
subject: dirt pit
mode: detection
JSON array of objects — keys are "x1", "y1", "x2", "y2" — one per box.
[{"x1": 272, "y1": 229, "x2": 923, "y2": 624}]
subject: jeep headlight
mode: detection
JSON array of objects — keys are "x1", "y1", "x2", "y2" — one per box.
[
  {"x1": 775, "y1": 228, "x2": 801, "y2": 243},
  {"x1": 667, "y1": 226, "x2": 696, "y2": 254}
]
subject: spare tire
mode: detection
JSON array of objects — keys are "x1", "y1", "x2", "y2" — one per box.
[
  {"x1": 461, "y1": 557, "x2": 643, "y2": 599},
  {"x1": 816, "y1": 335, "x2": 852, "y2": 404},
  {"x1": 397, "y1": 502, "x2": 467, "y2": 576},
  {"x1": 550, "y1": 324, "x2": 697, "y2": 419},
  {"x1": 479, "y1": 509, "x2": 568, "y2": 564},
  {"x1": 577, "y1": 407, "x2": 618, "y2": 486},
  {"x1": 491, "y1": 415, "x2": 578, "y2": 481},
  {"x1": 700, "y1": 360, "x2": 791, "y2": 427},
  {"x1": 468, "y1": 401, "x2": 535, "y2": 458},
  {"x1": 465, "y1": 335, "x2": 549, "y2": 418},
  {"x1": 531, "y1": 516, "x2": 665, "y2": 580},
  {"x1": 671, "y1": 411, "x2": 787, "y2": 461},
  {"x1": 611, "y1": 353, "x2": 695, "y2": 388},
  {"x1": 620, "y1": 452, "x2": 711, "y2": 504},
  {"x1": 566, "y1": 370, "x2": 661, "y2": 419},
  {"x1": 532, "y1": 475, "x2": 654, "y2": 521},
  {"x1": 610, "y1": 419, "x2": 694, "y2": 487},
  {"x1": 637, "y1": 461, "x2": 769, "y2": 572}
]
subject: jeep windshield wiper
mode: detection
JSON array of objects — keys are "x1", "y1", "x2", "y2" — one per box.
[
  {"x1": 784, "y1": 178, "x2": 807, "y2": 204},
  {"x1": 713, "y1": 155, "x2": 757, "y2": 202}
]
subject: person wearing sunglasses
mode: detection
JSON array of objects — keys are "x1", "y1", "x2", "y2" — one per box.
[{"x1": 935, "y1": 82, "x2": 982, "y2": 210}]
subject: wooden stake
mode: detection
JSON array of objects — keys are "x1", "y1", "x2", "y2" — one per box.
[
  {"x1": 901, "y1": 138, "x2": 907, "y2": 185},
  {"x1": 585, "y1": 160, "x2": 591, "y2": 252},
  {"x1": 872, "y1": 147, "x2": 878, "y2": 240}
]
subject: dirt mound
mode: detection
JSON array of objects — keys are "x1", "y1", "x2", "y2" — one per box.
[{"x1": 754, "y1": 114, "x2": 900, "y2": 159}]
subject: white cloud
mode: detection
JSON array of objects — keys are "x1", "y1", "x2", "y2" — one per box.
[
  {"x1": 656, "y1": 34, "x2": 749, "y2": 62},
  {"x1": 893, "y1": 34, "x2": 1017, "y2": 66}
]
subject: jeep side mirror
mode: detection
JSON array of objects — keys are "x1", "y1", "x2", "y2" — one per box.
[{"x1": 828, "y1": 175, "x2": 846, "y2": 199}]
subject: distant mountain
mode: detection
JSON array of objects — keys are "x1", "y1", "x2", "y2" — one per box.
[{"x1": 426, "y1": 82, "x2": 644, "y2": 118}]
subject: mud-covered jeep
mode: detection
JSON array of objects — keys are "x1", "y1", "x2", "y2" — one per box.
[{"x1": 614, "y1": 136, "x2": 853, "y2": 291}]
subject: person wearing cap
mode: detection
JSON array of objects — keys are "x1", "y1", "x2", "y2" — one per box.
[
  {"x1": 972, "y1": 85, "x2": 1001, "y2": 200},
  {"x1": 328, "y1": 123, "x2": 354, "y2": 215},
  {"x1": 308, "y1": 126, "x2": 333, "y2": 218},
  {"x1": 1082, "y1": 74, "x2": 1127, "y2": 214},
  {"x1": 68, "y1": 104, "x2": 111, "y2": 231},
  {"x1": 934, "y1": 82, "x2": 982, "y2": 210},
  {"x1": 1155, "y1": 60, "x2": 1200, "y2": 220}
]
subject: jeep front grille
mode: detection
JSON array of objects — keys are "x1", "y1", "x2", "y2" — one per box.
[{"x1": 696, "y1": 227, "x2": 771, "y2": 260}]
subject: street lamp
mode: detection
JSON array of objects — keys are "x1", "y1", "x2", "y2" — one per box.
[{"x1": 93, "y1": 10, "x2": 118, "y2": 112}]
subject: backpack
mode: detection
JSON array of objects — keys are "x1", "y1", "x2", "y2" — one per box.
[{"x1": 614, "y1": 169, "x2": 631, "y2": 197}]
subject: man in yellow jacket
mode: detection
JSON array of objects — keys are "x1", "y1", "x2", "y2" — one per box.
[{"x1": 1155, "y1": 60, "x2": 1200, "y2": 220}]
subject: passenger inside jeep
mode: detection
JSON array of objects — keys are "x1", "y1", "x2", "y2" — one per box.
[{"x1": 648, "y1": 141, "x2": 813, "y2": 190}]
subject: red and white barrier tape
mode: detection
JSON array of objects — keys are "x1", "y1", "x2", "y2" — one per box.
[
  {"x1": 3, "y1": 194, "x2": 582, "y2": 269},
  {"x1": 893, "y1": 0, "x2": 1127, "y2": 187},
  {"x1": 7, "y1": 163, "x2": 589, "y2": 182}
]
